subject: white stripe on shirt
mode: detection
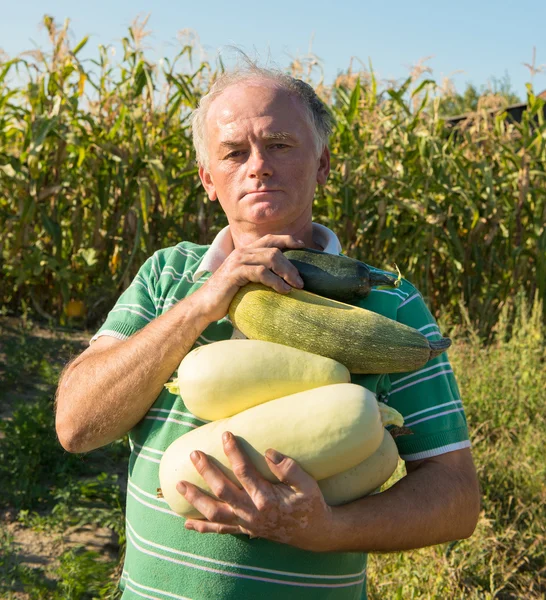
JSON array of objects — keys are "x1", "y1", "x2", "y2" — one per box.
[
  {"x1": 369, "y1": 288, "x2": 409, "y2": 301},
  {"x1": 418, "y1": 323, "x2": 439, "y2": 333},
  {"x1": 126, "y1": 520, "x2": 367, "y2": 584},
  {"x1": 127, "y1": 488, "x2": 181, "y2": 517},
  {"x1": 401, "y1": 440, "x2": 471, "y2": 461},
  {"x1": 122, "y1": 571, "x2": 191, "y2": 600},
  {"x1": 110, "y1": 307, "x2": 153, "y2": 322},
  {"x1": 398, "y1": 292, "x2": 420, "y2": 308},
  {"x1": 402, "y1": 399, "x2": 463, "y2": 422},
  {"x1": 405, "y1": 407, "x2": 465, "y2": 428},
  {"x1": 143, "y1": 415, "x2": 199, "y2": 429},
  {"x1": 389, "y1": 369, "x2": 454, "y2": 395},
  {"x1": 391, "y1": 361, "x2": 452, "y2": 387}
]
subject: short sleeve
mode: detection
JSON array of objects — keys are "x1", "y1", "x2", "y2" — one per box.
[
  {"x1": 91, "y1": 255, "x2": 158, "y2": 343},
  {"x1": 385, "y1": 288, "x2": 471, "y2": 461}
]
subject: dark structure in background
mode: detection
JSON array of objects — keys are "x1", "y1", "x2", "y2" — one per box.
[{"x1": 444, "y1": 90, "x2": 546, "y2": 127}]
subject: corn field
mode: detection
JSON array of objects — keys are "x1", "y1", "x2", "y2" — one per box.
[{"x1": 1, "y1": 16, "x2": 545, "y2": 336}]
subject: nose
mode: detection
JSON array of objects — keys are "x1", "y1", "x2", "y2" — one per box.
[{"x1": 248, "y1": 147, "x2": 272, "y2": 180}]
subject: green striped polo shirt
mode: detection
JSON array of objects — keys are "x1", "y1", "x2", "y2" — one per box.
[{"x1": 93, "y1": 224, "x2": 470, "y2": 600}]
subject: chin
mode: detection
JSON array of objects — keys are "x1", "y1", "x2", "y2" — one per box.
[{"x1": 246, "y1": 203, "x2": 291, "y2": 224}]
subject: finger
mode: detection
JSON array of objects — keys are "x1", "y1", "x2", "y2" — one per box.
[
  {"x1": 243, "y1": 248, "x2": 303, "y2": 290},
  {"x1": 222, "y1": 432, "x2": 270, "y2": 499},
  {"x1": 189, "y1": 450, "x2": 243, "y2": 506},
  {"x1": 244, "y1": 265, "x2": 304, "y2": 294},
  {"x1": 265, "y1": 247, "x2": 304, "y2": 289},
  {"x1": 249, "y1": 234, "x2": 306, "y2": 250},
  {"x1": 265, "y1": 449, "x2": 320, "y2": 495},
  {"x1": 185, "y1": 519, "x2": 244, "y2": 536},
  {"x1": 240, "y1": 264, "x2": 294, "y2": 294},
  {"x1": 177, "y1": 480, "x2": 238, "y2": 524}
]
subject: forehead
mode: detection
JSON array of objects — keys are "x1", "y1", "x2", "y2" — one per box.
[{"x1": 206, "y1": 80, "x2": 311, "y2": 140}]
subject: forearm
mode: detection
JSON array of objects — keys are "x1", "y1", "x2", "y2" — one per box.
[
  {"x1": 328, "y1": 454, "x2": 480, "y2": 553},
  {"x1": 55, "y1": 235, "x2": 307, "y2": 453},
  {"x1": 55, "y1": 293, "x2": 211, "y2": 453}
]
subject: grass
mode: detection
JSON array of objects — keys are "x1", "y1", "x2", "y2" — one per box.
[
  {"x1": 0, "y1": 293, "x2": 544, "y2": 598},
  {"x1": 368, "y1": 293, "x2": 546, "y2": 599}
]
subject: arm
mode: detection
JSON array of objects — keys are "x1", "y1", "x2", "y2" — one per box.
[
  {"x1": 327, "y1": 447, "x2": 480, "y2": 552},
  {"x1": 55, "y1": 295, "x2": 211, "y2": 453},
  {"x1": 177, "y1": 434, "x2": 480, "y2": 553},
  {"x1": 55, "y1": 235, "x2": 305, "y2": 453}
]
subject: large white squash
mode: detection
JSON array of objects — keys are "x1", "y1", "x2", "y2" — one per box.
[
  {"x1": 165, "y1": 339, "x2": 351, "y2": 420},
  {"x1": 159, "y1": 383, "x2": 395, "y2": 518},
  {"x1": 319, "y1": 429, "x2": 400, "y2": 505}
]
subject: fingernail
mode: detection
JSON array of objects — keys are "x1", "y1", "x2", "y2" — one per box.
[
  {"x1": 283, "y1": 282, "x2": 292, "y2": 291},
  {"x1": 297, "y1": 240, "x2": 305, "y2": 245},
  {"x1": 177, "y1": 482, "x2": 187, "y2": 495},
  {"x1": 190, "y1": 451, "x2": 200, "y2": 463},
  {"x1": 267, "y1": 449, "x2": 284, "y2": 464},
  {"x1": 296, "y1": 276, "x2": 304, "y2": 287},
  {"x1": 222, "y1": 431, "x2": 231, "y2": 444},
  {"x1": 185, "y1": 522, "x2": 194, "y2": 531}
]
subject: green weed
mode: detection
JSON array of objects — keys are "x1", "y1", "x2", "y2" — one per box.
[{"x1": 367, "y1": 294, "x2": 546, "y2": 599}]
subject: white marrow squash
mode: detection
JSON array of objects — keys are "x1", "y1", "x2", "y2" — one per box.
[
  {"x1": 165, "y1": 339, "x2": 351, "y2": 420},
  {"x1": 159, "y1": 383, "x2": 390, "y2": 518},
  {"x1": 318, "y1": 430, "x2": 399, "y2": 505}
]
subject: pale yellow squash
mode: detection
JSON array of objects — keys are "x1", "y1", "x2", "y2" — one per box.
[
  {"x1": 159, "y1": 383, "x2": 391, "y2": 518},
  {"x1": 165, "y1": 339, "x2": 351, "y2": 420},
  {"x1": 319, "y1": 429, "x2": 399, "y2": 505}
]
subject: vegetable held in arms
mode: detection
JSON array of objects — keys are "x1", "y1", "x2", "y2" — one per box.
[
  {"x1": 229, "y1": 284, "x2": 451, "y2": 374},
  {"x1": 165, "y1": 339, "x2": 350, "y2": 420},
  {"x1": 158, "y1": 383, "x2": 403, "y2": 518},
  {"x1": 283, "y1": 248, "x2": 399, "y2": 302},
  {"x1": 318, "y1": 429, "x2": 400, "y2": 505}
]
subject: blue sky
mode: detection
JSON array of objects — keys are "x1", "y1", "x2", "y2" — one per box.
[{"x1": 2, "y1": 0, "x2": 545, "y2": 99}]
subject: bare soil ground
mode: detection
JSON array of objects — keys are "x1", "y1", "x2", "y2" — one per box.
[{"x1": 0, "y1": 317, "x2": 126, "y2": 597}]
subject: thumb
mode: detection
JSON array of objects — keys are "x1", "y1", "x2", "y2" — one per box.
[{"x1": 265, "y1": 449, "x2": 318, "y2": 494}]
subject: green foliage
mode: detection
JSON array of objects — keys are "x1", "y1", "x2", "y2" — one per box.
[
  {"x1": 0, "y1": 527, "x2": 121, "y2": 600},
  {"x1": 0, "y1": 16, "x2": 216, "y2": 326},
  {"x1": 0, "y1": 17, "x2": 544, "y2": 336},
  {"x1": 320, "y1": 73, "x2": 546, "y2": 337},
  {"x1": 54, "y1": 547, "x2": 120, "y2": 600},
  {"x1": 438, "y1": 74, "x2": 521, "y2": 116},
  {"x1": 0, "y1": 318, "x2": 126, "y2": 597},
  {"x1": 368, "y1": 293, "x2": 546, "y2": 599}
]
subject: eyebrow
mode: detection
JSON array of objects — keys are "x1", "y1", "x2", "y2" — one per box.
[{"x1": 219, "y1": 132, "x2": 296, "y2": 149}]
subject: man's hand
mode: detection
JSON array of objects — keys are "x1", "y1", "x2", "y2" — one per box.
[
  {"x1": 194, "y1": 235, "x2": 306, "y2": 323},
  {"x1": 178, "y1": 434, "x2": 480, "y2": 555},
  {"x1": 178, "y1": 431, "x2": 335, "y2": 552}
]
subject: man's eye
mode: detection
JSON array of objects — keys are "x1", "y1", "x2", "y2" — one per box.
[
  {"x1": 271, "y1": 143, "x2": 288, "y2": 149},
  {"x1": 226, "y1": 150, "x2": 245, "y2": 158}
]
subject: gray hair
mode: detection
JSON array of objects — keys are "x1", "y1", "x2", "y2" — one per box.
[{"x1": 191, "y1": 65, "x2": 333, "y2": 169}]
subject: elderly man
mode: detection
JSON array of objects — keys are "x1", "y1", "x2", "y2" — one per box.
[{"x1": 55, "y1": 66, "x2": 480, "y2": 599}]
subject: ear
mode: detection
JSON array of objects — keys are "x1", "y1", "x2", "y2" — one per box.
[
  {"x1": 316, "y1": 146, "x2": 330, "y2": 185},
  {"x1": 199, "y1": 165, "x2": 218, "y2": 201}
]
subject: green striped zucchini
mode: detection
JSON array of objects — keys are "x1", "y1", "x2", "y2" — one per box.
[{"x1": 228, "y1": 283, "x2": 451, "y2": 374}]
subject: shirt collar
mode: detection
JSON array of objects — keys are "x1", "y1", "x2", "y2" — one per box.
[{"x1": 192, "y1": 223, "x2": 343, "y2": 282}]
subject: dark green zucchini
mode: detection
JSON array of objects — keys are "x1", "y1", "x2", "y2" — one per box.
[{"x1": 283, "y1": 248, "x2": 398, "y2": 302}]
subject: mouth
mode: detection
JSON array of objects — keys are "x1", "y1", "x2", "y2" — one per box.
[{"x1": 244, "y1": 189, "x2": 281, "y2": 198}]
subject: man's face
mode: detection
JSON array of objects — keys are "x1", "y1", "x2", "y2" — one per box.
[{"x1": 199, "y1": 80, "x2": 330, "y2": 232}]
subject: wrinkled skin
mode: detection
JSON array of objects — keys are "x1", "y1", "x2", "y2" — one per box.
[{"x1": 178, "y1": 431, "x2": 336, "y2": 551}]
